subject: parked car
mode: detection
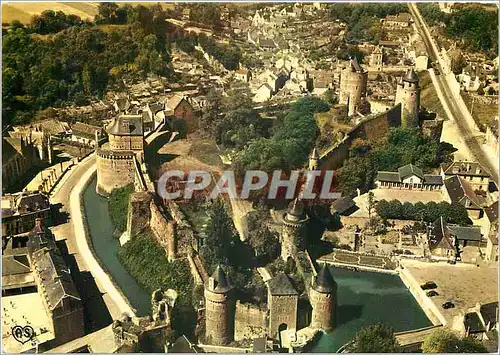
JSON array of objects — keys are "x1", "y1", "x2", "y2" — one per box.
[
  {"x1": 426, "y1": 290, "x2": 439, "y2": 297},
  {"x1": 442, "y1": 301, "x2": 455, "y2": 309},
  {"x1": 421, "y1": 281, "x2": 438, "y2": 290}
]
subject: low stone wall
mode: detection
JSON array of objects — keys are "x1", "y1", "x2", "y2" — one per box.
[
  {"x1": 197, "y1": 343, "x2": 252, "y2": 353},
  {"x1": 234, "y1": 301, "x2": 267, "y2": 342},
  {"x1": 72, "y1": 162, "x2": 136, "y2": 317},
  {"x1": 398, "y1": 266, "x2": 446, "y2": 326}
]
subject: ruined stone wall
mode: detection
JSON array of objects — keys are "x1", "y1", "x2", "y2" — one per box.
[
  {"x1": 127, "y1": 192, "x2": 152, "y2": 238},
  {"x1": 421, "y1": 119, "x2": 444, "y2": 142},
  {"x1": 319, "y1": 104, "x2": 402, "y2": 171},
  {"x1": 150, "y1": 201, "x2": 177, "y2": 261},
  {"x1": 96, "y1": 149, "x2": 135, "y2": 196},
  {"x1": 234, "y1": 301, "x2": 267, "y2": 341}
]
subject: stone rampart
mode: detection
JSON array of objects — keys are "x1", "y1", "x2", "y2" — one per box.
[
  {"x1": 234, "y1": 301, "x2": 267, "y2": 342},
  {"x1": 150, "y1": 201, "x2": 177, "y2": 261},
  {"x1": 320, "y1": 104, "x2": 402, "y2": 170}
]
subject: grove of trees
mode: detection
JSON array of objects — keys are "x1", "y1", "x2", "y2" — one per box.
[
  {"x1": 348, "y1": 324, "x2": 401, "y2": 353},
  {"x1": 338, "y1": 127, "x2": 455, "y2": 197},
  {"x1": 422, "y1": 328, "x2": 488, "y2": 353},
  {"x1": 233, "y1": 97, "x2": 329, "y2": 174},
  {"x1": 375, "y1": 200, "x2": 472, "y2": 226}
]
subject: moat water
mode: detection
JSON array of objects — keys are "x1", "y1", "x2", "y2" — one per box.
[
  {"x1": 310, "y1": 267, "x2": 432, "y2": 352},
  {"x1": 84, "y1": 178, "x2": 431, "y2": 347},
  {"x1": 83, "y1": 177, "x2": 151, "y2": 316}
]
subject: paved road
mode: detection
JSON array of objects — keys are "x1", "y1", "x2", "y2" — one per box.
[
  {"x1": 408, "y1": 3, "x2": 498, "y2": 184},
  {"x1": 50, "y1": 154, "x2": 129, "y2": 320}
]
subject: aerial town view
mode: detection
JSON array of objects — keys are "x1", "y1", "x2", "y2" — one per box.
[{"x1": 1, "y1": 1, "x2": 499, "y2": 353}]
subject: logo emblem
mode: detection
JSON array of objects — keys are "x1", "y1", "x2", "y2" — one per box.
[{"x1": 12, "y1": 325, "x2": 35, "y2": 344}]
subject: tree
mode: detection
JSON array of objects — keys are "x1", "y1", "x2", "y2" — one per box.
[
  {"x1": 422, "y1": 328, "x2": 487, "y2": 353},
  {"x1": 350, "y1": 324, "x2": 400, "y2": 353}
]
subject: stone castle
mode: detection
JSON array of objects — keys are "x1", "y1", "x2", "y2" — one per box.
[
  {"x1": 202, "y1": 262, "x2": 337, "y2": 346},
  {"x1": 96, "y1": 114, "x2": 145, "y2": 196}
]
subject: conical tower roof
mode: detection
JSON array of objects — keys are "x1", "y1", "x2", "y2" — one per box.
[
  {"x1": 287, "y1": 198, "x2": 305, "y2": 219},
  {"x1": 312, "y1": 263, "x2": 337, "y2": 293},
  {"x1": 403, "y1": 68, "x2": 419, "y2": 83},
  {"x1": 310, "y1": 148, "x2": 319, "y2": 160},
  {"x1": 207, "y1": 265, "x2": 233, "y2": 293}
]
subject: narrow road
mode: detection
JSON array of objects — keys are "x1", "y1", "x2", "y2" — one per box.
[
  {"x1": 409, "y1": 3, "x2": 498, "y2": 184},
  {"x1": 50, "y1": 154, "x2": 132, "y2": 319}
]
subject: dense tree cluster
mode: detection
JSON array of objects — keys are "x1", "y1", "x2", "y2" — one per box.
[
  {"x1": 348, "y1": 324, "x2": 401, "y2": 353},
  {"x1": 29, "y1": 10, "x2": 86, "y2": 34},
  {"x1": 233, "y1": 97, "x2": 329, "y2": 174},
  {"x1": 418, "y1": 3, "x2": 498, "y2": 57},
  {"x1": 199, "y1": 86, "x2": 270, "y2": 149},
  {"x1": 327, "y1": 3, "x2": 407, "y2": 43},
  {"x1": 188, "y1": 4, "x2": 222, "y2": 30},
  {"x1": 338, "y1": 128, "x2": 455, "y2": 197},
  {"x1": 375, "y1": 200, "x2": 472, "y2": 226},
  {"x1": 422, "y1": 328, "x2": 488, "y2": 353}
]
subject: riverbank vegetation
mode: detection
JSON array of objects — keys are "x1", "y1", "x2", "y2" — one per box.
[
  {"x1": 117, "y1": 231, "x2": 197, "y2": 337},
  {"x1": 108, "y1": 184, "x2": 134, "y2": 235}
]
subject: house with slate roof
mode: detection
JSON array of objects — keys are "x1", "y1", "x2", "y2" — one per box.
[{"x1": 375, "y1": 164, "x2": 443, "y2": 190}]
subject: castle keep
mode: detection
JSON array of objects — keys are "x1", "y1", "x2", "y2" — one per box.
[
  {"x1": 339, "y1": 57, "x2": 368, "y2": 117},
  {"x1": 96, "y1": 114, "x2": 145, "y2": 196}
]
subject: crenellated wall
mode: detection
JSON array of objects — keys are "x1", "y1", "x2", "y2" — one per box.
[{"x1": 96, "y1": 149, "x2": 136, "y2": 196}]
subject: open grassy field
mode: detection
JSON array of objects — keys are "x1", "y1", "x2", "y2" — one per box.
[{"x1": 1, "y1": 2, "x2": 177, "y2": 25}]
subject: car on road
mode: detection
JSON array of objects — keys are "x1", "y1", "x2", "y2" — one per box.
[
  {"x1": 426, "y1": 290, "x2": 439, "y2": 297},
  {"x1": 442, "y1": 301, "x2": 455, "y2": 309},
  {"x1": 421, "y1": 281, "x2": 438, "y2": 290}
]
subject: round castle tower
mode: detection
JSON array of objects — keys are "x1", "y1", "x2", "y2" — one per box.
[
  {"x1": 339, "y1": 57, "x2": 368, "y2": 117},
  {"x1": 395, "y1": 69, "x2": 420, "y2": 128},
  {"x1": 309, "y1": 263, "x2": 337, "y2": 331},
  {"x1": 281, "y1": 198, "x2": 308, "y2": 260},
  {"x1": 204, "y1": 265, "x2": 235, "y2": 345}
]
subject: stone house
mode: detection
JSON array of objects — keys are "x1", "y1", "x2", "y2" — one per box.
[
  {"x1": 235, "y1": 68, "x2": 252, "y2": 83},
  {"x1": 427, "y1": 216, "x2": 483, "y2": 258},
  {"x1": 165, "y1": 95, "x2": 198, "y2": 134},
  {"x1": 253, "y1": 83, "x2": 273, "y2": 103},
  {"x1": 382, "y1": 12, "x2": 413, "y2": 28},
  {"x1": 2, "y1": 191, "x2": 52, "y2": 237},
  {"x1": 375, "y1": 164, "x2": 443, "y2": 191},
  {"x1": 70, "y1": 122, "x2": 104, "y2": 147},
  {"x1": 2, "y1": 137, "x2": 38, "y2": 192},
  {"x1": 443, "y1": 175, "x2": 486, "y2": 219},
  {"x1": 440, "y1": 161, "x2": 490, "y2": 192}
]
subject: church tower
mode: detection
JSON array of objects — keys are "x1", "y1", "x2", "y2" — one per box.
[
  {"x1": 309, "y1": 263, "x2": 337, "y2": 331},
  {"x1": 281, "y1": 198, "x2": 308, "y2": 260},
  {"x1": 395, "y1": 69, "x2": 420, "y2": 128},
  {"x1": 204, "y1": 265, "x2": 235, "y2": 345}
]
